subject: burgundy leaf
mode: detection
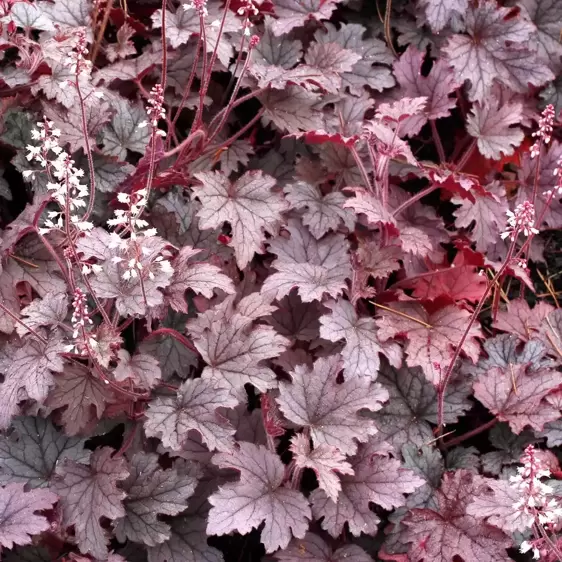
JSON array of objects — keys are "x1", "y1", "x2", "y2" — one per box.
[
  {"x1": 144, "y1": 378, "x2": 237, "y2": 452},
  {"x1": 193, "y1": 170, "x2": 288, "y2": 269},
  {"x1": 271, "y1": 0, "x2": 338, "y2": 36},
  {"x1": 187, "y1": 293, "x2": 289, "y2": 397},
  {"x1": 114, "y1": 452, "x2": 198, "y2": 546},
  {"x1": 311, "y1": 437, "x2": 424, "y2": 537},
  {"x1": 262, "y1": 219, "x2": 351, "y2": 302},
  {"x1": 275, "y1": 532, "x2": 372, "y2": 562},
  {"x1": 290, "y1": 433, "x2": 354, "y2": 502},
  {"x1": 53, "y1": 448, "x2": 129, "y2": 560},
  {"x1": 113, "y1": 349, "x2": 162, "y2": 389},
  {"x1": 319, "y1": 299, "x2": 402, "y2": 379},
  {"x1": 207, "y1": 442, "x2": 311, "y2": 552},
  {"x1": 0, "y1": 331, "x2": 67, "y2": 429},
  {"x1": 403, "y1": 470, "x2": 511, "y2": 562},
  {"x1": 494, "y1": 299, "x2": 554, "y2": 342},
  {"x1": 167, "y1": 246, "x2": 235, "y2": 312},
  {"x1": 443, "y1": 0, "x2": 553, "y2": 101},
  {"x1": 375, "y1": 302, "x2": 483, "y2": 386},
  {"x1": 284, "y1": 182, "x2": 355, "y2": 239},
  {"x1": 0, "y1": 483, "x2": 57, "y2": 549},
  {"x1": 466, "y1": 97, "x2": 524, "y2": 159},
  {"x1": 276, "y1": 355, "x2": 389, "y2": 455},
  {"x1": 473, "y1": 343, "x2": 562, "y2": 433}
]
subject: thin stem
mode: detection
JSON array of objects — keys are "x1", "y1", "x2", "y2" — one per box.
[
  {"x1": 209, "y1": 86, "x2": 269, "y2": 131},
  {"x1": 163, "y1": 128, "x2": 206, "y2": 159},
  {"x1": 217, "y1": 107, "x2": 264, "y2": 147},
  {"x1": 392, "y1": 183, "x2": 439, "y2": 216},
  {"x1": 208, "y1": 51, "x2": 254, "y2": 144},
  {"x1": 443, "y1": 417, "x2": 497, "y2": 449},
  {"x1": 115, "y1": 423, "x2": 138, "y2": 457},
  {"x1": 384, "y1": 0, "x2": 398, "y2": 58},
  {"x1": 160, "y1": 0, "x2": 168, "y2": 92},
  {"x1": 436, "y1": 239, "x2": 518, "y2": 436},
  {"x1": 431, "y1": 121, "x2": 446, "y2": 163},
  {"x1": 90, "y1": 0, "x2": 112, "y2": 64},
  {"x1": 192, "y1": 13, "x2": 208, "y2": 131},
  {"x1": 349, "y1": 145, "x2": 373, "y2": 191},
  {"x1": 144, "y1": 327, "x2": 198, "y2": 353},
  {"x1": 454, "y1": 139, "x2": 476, "y2": 172},
  {"x1": 169, "y1": 37, "x2": 202, "y2": 136},
  {"x1": 0, "y1": 301, "x2": 47, "y2": 343},
  {"x1": 76, "y1": 80, "x2": 98, "y2": 223},
  {"x1": 36, "y1": 231, "x2": 70, "y2": 283},
  {"x1": 199, "y1": 0, "x2": 232, "y2": 106},
  {"x1": 370, "y1": 301, "x2": 432, "y2": 328},
  {"x1": 531, "y1": 146, "x2": 543, "y2": 207}
]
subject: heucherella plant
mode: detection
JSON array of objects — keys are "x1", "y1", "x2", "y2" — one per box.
[{"x1": 0, "y1": 0, "x2": 562, "y2": 561}]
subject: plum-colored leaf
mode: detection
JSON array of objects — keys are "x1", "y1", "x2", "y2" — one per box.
[
  {"x1": 275, "y1": 532, "x2": 372, "y2": 562},
  {"x1": 452, "y1": 182, "x2": 508, "y2": 252},
  {"x1": 311, "y1": 437, "x2": 424, "y2": 537},
  {"x1": 343, "y1": 188, "x2": 396, "y2": 228},
  {"x1": 314, "y1": 22, "x2": 395, "y2": 95},
  {"x1": 187, "y1": 293, "x2": 289, "y2": 397},
  {"x1": 53, "y1": 448, "x2": 129, "y2": 560},
  {"x1": 466, "y1": 477, "x2": 531, "y2": 534},
  {"x1": 7, "y1": 2, "x2": 54, "y2": 30},
  {"x1": 38, "y1": 0, "x2": 91, "y2": 28},
  {"x1": 405, "y1": 262, "x2": 487, "y2": 302},
  {"x1": 267, "y1": 291, "x2": 322, "y2": 342},
  {"x1": 373, "y1": 361, "x2": 472, "y2": 449},
  {"x1": 518, "y1": 0, "x2": 562, "y2": 69},
  {"x1": 87, "y1": 235, "x2": 173, "y2": 316},
  {"x1": 17, "y1": 293, "x2": 68, "y2": 337},
  {"x1": 276, "y1": 355, "x2": 388, "y2": 455},
  {"x1": 466, "y1": 98, "x2": 524, "y2": 159},
  {"x1": 443, "y1": 0, "x2": 553, "y2": 101},
  {"x1": 101, "y1": 99, "x2": 150, "y2": 161},
  {"x1": 105, "y1": 23, "x2": 136, "y2": 62},
  {"x1": 319, "y1": 299, "x2": 402, "y2": 379},
  {"x1": 403, "y1": 470, "x2": 511, "y2": 562},
  {"x1": 375, "y1": 302, "x2": 483, "y2": 386},
  {"x1": 494, "y1": 299, "x2": 554, "y2": 342},
  {"x1": 482, "y1": 423, "x2": 535, "y2": 475},
  {"x1": 262, "y1": 219, "x2": 351, "y2": 302},
  {"x1": 167, "y1": 246, "x2": 234, "y2": 313},
  {"x1": 207, "y1": 443, "x2": 311, "y2": 552},
  {"x1": 473, "y1": 340, "x2": 562, "y2": 433},
  {"x1": 147, "y1": 513, "x2": 224, "y2": 562},
  {"x1": 46, "y1": 364, "x2": 114, "y2": 435},
  {"x1": 290, "y1": 433, "x2": 353, "y2": 502},
  {"x1": 113, "y1": 349, "x2": 161, "y2": 389},
  {"x1": 0, "y1": 331, "x2": 66, "y2": 429},
  {"x1": 114, "y1": 452, "x2": 198, "y2": 546},
  {"x1": 419, "y1": 0, "x2": 468, "y2": 31},
  {"x1": 361, "y1": 122, "x2": 418, "y2": 166},
  {"x1": 284, "y1": 182, "x2": 354, "y2": 239},
  {"x1": 541, "y1": 308, "x2": 562, "y2": 359},
  {"x1": 271, "y1": 0, "x2": 338, "y2": 36},
  {"x1": 253, "y1": 24, "x2": 303, "y2": 68},
  {"x1": 144, "y1": 378, "x2": 237, "y2": 452},
  {"x1": 0, "y1": 483, "x2": 57, "y2": 549},
  {"x1": 356, "y1": 240, "x2": 402, "y2": 279},
  {"x1": 193, "y1": 170, "x2": 288, "y2": 269},
  {"x1": 260, "y1": 87, "x2": 325, "y2": 133},
  {"x1": 0, "y1": 416, "x2": 88, "y2": 488}
]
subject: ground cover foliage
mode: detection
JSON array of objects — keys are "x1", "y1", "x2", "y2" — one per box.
[{"x1": 1, "y1": 0, "x2": 562, "y2": 560}]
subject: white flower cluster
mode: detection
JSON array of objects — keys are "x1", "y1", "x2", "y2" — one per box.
[
  {"x1": 530, "y1": 104, "x2": 555, "y2": 159},
  {"x1": 513, "y1": 446, "x2": 562, "y2": 559},
  {"x1": 64, "y1": 28, "x2": 92, "y2": 77},
  {"x1": 26, "y1": 119, "x2": 93, "y2": 235},
  {"x1": 107, "y1": 189, "x2": 173, "y2": 281},
  {"x1": 501, "y1": 201, "x2": 539, "y2": 241},
  {"x1": 69, "y1": 287, "x2": 98, "y2": 354},
  {"x1": 138, "y1": 83, "x2": 166, "y2": 137}
]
